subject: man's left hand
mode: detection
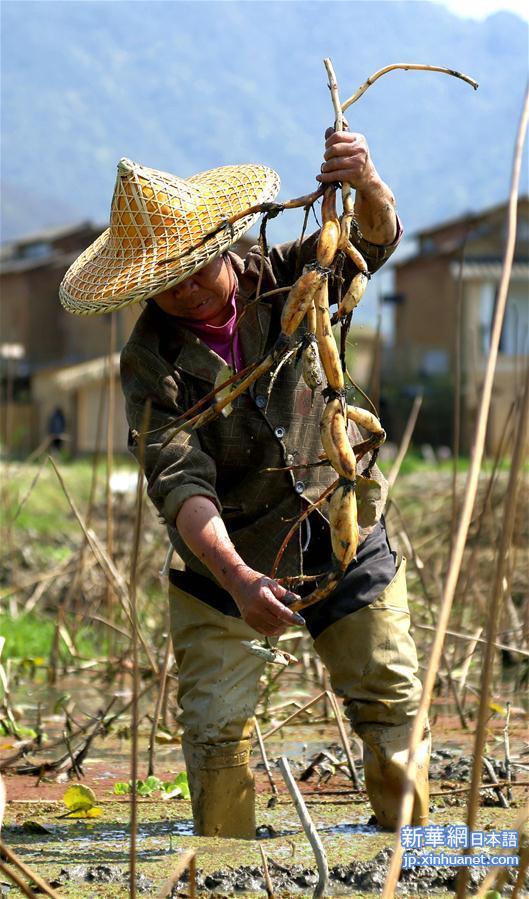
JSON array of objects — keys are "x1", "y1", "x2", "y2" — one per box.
[{"x1": 317, "y1": 129, "x2": 382, "y2": 196}]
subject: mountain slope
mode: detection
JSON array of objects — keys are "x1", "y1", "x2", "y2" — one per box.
[{"x1": 1, "y1": 0, "x2": 528, "y2": 243}]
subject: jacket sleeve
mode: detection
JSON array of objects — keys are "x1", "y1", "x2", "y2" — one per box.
[
  {"x1": 265, "y1": 213, "x2": 404, "y2": 287},
  {"x1": 120, "y1": 342, "x2": 221, "y2": 527}
]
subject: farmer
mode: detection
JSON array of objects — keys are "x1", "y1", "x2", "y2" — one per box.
[{"x1": 60, "y1": 131, "x2": 430, "y2": 838}]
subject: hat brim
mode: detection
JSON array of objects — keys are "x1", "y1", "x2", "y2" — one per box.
[{"x1": 59, "y1": 163, "x2": 280, "y2": 316}]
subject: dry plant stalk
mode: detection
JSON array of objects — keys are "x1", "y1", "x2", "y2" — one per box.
[
  {"x1": 262, "y1": 691, "x2": 327, "y2": 741},
  {"x1": 0, "y1": 839, "x2": 62, "y2": 898},
  {"x1": 254, "y1": 716, "x2": 279, "y2": 794},
  {"x1": 382, "y1": 80, "x2": 529, "y2": 899},
  {"x1": 326, "y1": 690, "x2": 360, "y2": 789},
  {"x1": 474, "y1": 806, "x2": 528, "y2": 898},
  {"x1": 47, "y1": 455, "x2": 158, "y2": 673},
  {"x1": 157, "y1": 850, "x2": 197, "y2": 899},
  {"x1": 105, "y1": 313, "x2": 117, "y2": 645},
  {"x1": 147, "y1": 630, "x2": 173, "y2": 777},
  {"x1": 259, "y1": 845, "x2": 275, "y2": 899},
  {"x1": 459, "y1": 358, "x2": 529, "y2": 895},
  {"x1": 278, "y1": 756, "x2": 329, "y2": 899},
  {"x1": 129, "y1": 402, "x2": 149, "y2": 898}
]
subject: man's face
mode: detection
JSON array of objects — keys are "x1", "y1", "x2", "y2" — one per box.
[{"x1": 152, "y1": 256, "x2": 235, "y2": 325}]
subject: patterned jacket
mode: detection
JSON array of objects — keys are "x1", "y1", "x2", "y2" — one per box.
[{"x1": 120, "y1": 225, "x2": 400, "y2": 582}]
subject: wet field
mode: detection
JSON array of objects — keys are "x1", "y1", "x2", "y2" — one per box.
[
  {"x1": 2, "y1": 462, "x2": 528, "y2": 896},
  {"x1": 2, "y1": 676, "x2": 527, "y2": 898}
]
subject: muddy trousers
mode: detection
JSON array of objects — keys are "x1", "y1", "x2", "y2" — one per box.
[{"x1": 169, "y1": 560, "x2": 429, "y2": 838}]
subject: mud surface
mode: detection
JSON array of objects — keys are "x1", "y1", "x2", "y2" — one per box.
[{"x1": 168, "y1": 846, "x2": 527, "y2": 895}]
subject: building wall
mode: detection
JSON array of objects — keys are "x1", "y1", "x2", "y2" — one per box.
[
  {"x1": 392, "y1": 197, "x2": 529, "y2": 454},
  {"x1": 394, "y1": 256, "x2": 457, "y2": 375}
]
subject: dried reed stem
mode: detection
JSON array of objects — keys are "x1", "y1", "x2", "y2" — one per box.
[
  {"x1": 68, "y1": 370, "x2": 107, "y2": 618},
  {"x1": 504, "y1": 702, "x2": 513, "y2": 802},
  {"x1": 262, "y1": 691, "x2": 327, "y2": 741},
  {"x1": 450, "y1": 239, "x2": 466, "y2": 553},
  {"x1": 106, "y1": 314, "x2": 116, "y2": 647},
  {"x1": 148, "y1": 630, "x2": 173, "y2": 777},
  {"x1": 129, "y1": 403, "x2": 149, "y2": 898},
  {"x1": 387, "y1": 393, "x2": 423, "y2": 490},
  {"x1": 326, "y1": 691, "x2": 360, "y2": 789},
  {"x1": 414, "y1": 622, "x2": 529, "y2": 659},
  {"x1": 0, "y1": 839, "x2": 62, "y2": 898},
  {"x1": 157, "y1": 850, "x2": 197, "y2": 898},
  {"x1": 512, "y1": 844, "x2": 529, "y2": 899},
  {"x1": 259, "y1": 844, "x2": 275, "y2": 899},
  {"x1": 47, "y1": 456, "x2": 158, "y2": 673},
  {"x1": 481, "y1": 757, "x2": 509, "y2": 808},
  {"x1": 254, "y1": 716, "x2": 278, "y2": 794},
  {"x1": 10, "y1": 454, "x2": 47, "y2": 524},
  {"x1": 474, "y1": 806, "x2": 528, "y2": 898},
  {"x1": 382, "y1": 80, "x2": 529, "y2": 899},
  {"x1": 278, "y1": 756, "x2": 329, "y2": 899},
  {"x1": 0, "y1": 861, "x2": 37, "y2": 898},
  {"x1": 459, "y1": 360, "x2": 529, "y2": 895},
  {"x1": 456, "y1": 627, "x2": 483, "y2": 703}
]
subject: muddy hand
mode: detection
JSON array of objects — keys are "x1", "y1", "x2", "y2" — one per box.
[{"x1": 231, "y1": 569, "x2": 305, "y2": 636}]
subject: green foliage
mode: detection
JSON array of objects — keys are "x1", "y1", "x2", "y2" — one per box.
[
  {"x1": 62, "y1": 784, "x2": 102, "y2": 818},
  {"x1": 162, "y1": 772, "x2": 191, "y2": 801},
  {"x1": 113, "y1": 782, "x2": 131, "y2": 795},
  {"x1": 0, "y1": 719, "x2": 38, "y2": 740},
  {"x1": 3, "y1": 460, "x2": 131, "y2": 538},
  {"x1": 113, "y1": 772, "x2": 190, "y2": 800},
  {"x1": 0, "y1": 612, "x2": 107, "y2": 662}
]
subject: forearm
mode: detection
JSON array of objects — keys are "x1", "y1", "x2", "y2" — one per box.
[
  {"x1": 175, "y1": 495, "x2": 302, "y2": 634},
  {"x1": 176, "y1": 495, "x2": 250, "y2": 591},
  {"x1": 354, "y1": 172, "x2": 397, "y2": 245}
]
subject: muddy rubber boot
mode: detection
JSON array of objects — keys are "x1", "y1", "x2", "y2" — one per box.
[
  {"x1": 182, "y1": 738, "x2": 255, "y2": 838},
  {"x1": 363, "y1": 727, "x2": 431, "y2": 830}
]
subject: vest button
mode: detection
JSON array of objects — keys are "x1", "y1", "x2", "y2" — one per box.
[
  {"x1": 294, "y1": 480, "x2": 305, "y2": 494},
  {"x1": 255, "y1": 394, "x2": 267, "y2": 409},
  {"x1": 274, "y1": 426, "x2": 286, "y2": 439}
]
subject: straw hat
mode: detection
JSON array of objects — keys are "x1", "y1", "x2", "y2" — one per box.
[{"x1": 59, "y1": 158, "x2": 280, "y2": 315}]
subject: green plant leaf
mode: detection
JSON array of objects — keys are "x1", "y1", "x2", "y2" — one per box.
[
  {"x1": 136, "y1": 775, "x2": 163, "y2": 796},
  {"x1": 162, "y1": 771, "x2": 190, "y2": 800},
  {"x1": 113, "y1": 782, "x2": 131, "y2": 795},
  {"x1": 63, "y1": 784, "x2": 98, "y2": 813},
  {"x1": 66, "y1": 806, "x2": 103, "y2": 819}
]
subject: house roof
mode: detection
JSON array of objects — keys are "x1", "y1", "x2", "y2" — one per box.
[
  {"x1": 451, "y1": 260, "x2": 529, "y2": 280},
  {"x1": 415, "y1": 195, "x2": 529, "y2": 240},
  {"x1": 0, "y1": 220, "x2": 98, "y2": 253},
  {"x1": 0, "y1": 220, "x2": 105, "y2": 274},
  {"x1": 41, "y1": 353, "x2": 121, "y2": 391}
]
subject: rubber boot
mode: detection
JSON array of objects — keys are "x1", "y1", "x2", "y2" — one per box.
[
  {"x1": 182, "y1": 738, "x2": 255, "y2": 838},
  {"x1": 363, "y1": 726, "x2": 431, "y2": 829}
]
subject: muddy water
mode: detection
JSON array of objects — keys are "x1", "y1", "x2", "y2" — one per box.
[{"x1": 3, "y1": 668, "x2": 528, "y2": 897}]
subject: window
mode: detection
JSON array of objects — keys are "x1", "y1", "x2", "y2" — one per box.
[
  {"x1": 500, "y1": 284, "x2": 529, "y2": 356},
  {"x1": 479, "y1": 281, "x2": 529, "y2": 356}
]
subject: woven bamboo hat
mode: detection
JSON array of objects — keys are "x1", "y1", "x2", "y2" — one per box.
[{"x1": 59, "y1": 158, "x2": 280, "y2": 315}]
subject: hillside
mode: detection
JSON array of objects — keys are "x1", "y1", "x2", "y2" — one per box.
[{"x1": 1, "y1": 0, "x2": 528, "y2": 244}]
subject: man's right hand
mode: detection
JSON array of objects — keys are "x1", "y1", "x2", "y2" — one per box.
[
  {"x1": 230, "y1": 566, "x2": 304, "y2": 636},
  {"x1": 176, "y1": 496, "x2": 304, "y2": 636}
]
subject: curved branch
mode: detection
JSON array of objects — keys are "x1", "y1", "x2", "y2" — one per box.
[{"x1": 342, "y1": 63, "x2": 478, "y2": 112}]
